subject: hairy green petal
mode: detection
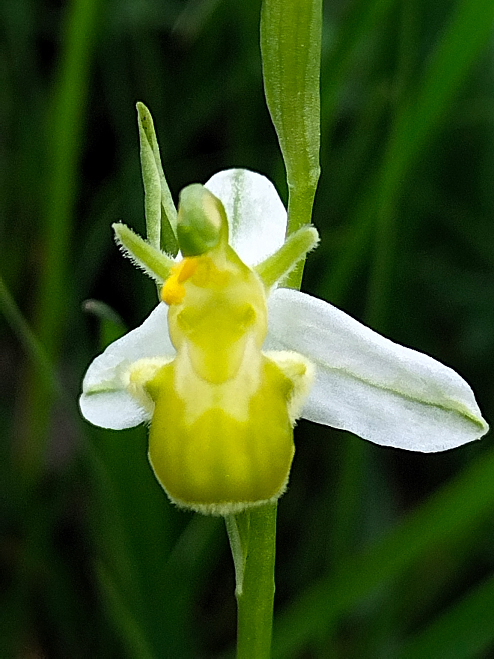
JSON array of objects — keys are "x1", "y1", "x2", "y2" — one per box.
[
  {"x1": 255, "y1": 225, "x2": 319, "y2": 289},
  {"x1": 113, "y1": 222, "x2": 175, "y2": 283}
]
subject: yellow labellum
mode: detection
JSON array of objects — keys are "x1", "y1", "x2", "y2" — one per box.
[
  {"x1": 148, "y1": 355, "x2": 297, "y2": 515},
  {"x1": 135, "y1": 240, "x2": 311, "y2": 515}
]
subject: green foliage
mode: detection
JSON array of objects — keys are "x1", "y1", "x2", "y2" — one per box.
[
  {"x1": 136, "y1": 102, "x2": 179, "y2": 255},
  {"x1": 1, "y1": 0, "x2": 494, "y2": 657},
  {"x1": 261, "y1": 0, "x2": 322, "y2": 233}
]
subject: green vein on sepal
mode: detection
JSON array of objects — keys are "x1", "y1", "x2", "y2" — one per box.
[
  {"x1": 310, "y1": 360, "x2": 488, "y2": 436},
  {"x1": 84, "y1": 383, "x2": 122, "y2": 395}
]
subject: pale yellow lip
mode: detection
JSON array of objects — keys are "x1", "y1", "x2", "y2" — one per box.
[{"x1": 127, "y1": 236, "x2": 313, "y2": 515}]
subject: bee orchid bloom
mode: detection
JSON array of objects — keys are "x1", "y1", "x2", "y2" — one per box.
[{"x1": 80, "y1": 169, "x2": 488, "y2": 515}]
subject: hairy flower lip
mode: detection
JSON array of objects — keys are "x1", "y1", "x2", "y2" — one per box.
[{"x1": 80, "y1": 168, "x2": 489, "y2": 453}]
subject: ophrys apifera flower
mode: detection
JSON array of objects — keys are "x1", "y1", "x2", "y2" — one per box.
[{"x1": 80, "y1": 169, "x2": 488, "y2": 515}]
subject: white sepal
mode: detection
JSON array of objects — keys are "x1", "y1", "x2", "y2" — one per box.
[
  {"x1": 79, "y1": 391, "x2": 148, "y2": 431},
  {"x1": 266, "y1": 288, "x2": 488, "y2": 452},
  {"x1": 80, "y1": 303, "x2": 175, "y2": 429},
  {"x1": 205, "y1": 169, "x2": 287, "y2": 266}
]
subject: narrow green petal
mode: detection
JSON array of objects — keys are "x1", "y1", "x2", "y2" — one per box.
[
  {"x1": 255, "y1": 225, "x2": 319, "y2": 288},
  {"x1": 113, "y1": 223, "x2": 175, "y2": 283}
]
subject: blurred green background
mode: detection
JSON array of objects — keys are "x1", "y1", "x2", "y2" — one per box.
[{"x1": 2, "y1": 0, "x2": 494, "y2": 657}]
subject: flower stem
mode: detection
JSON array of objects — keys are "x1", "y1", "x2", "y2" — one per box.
[
  {"x1": 224, "y1": 2, "x2": 322, "y2": 655},
  {"x1": 226, "y1": 502, "x2": 277, "y2": 659}
]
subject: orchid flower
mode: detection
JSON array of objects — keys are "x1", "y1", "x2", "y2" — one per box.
[{"x1": 80, "y1": 169, "x2": 488, "y2": 515}]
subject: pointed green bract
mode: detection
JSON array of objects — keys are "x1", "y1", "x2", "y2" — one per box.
[
  {"x1": 113, "y1": 223, "x2": 175, "y2": 284},
  {"x1": 136, "y1": 102, "x2": 179, "y2": 256},
  {"x1": 225, "y1": 513, "x2": 250, "y2": 596},
  {"x1": 137, "y1": 104, "x2": 161, "y2": 249}
]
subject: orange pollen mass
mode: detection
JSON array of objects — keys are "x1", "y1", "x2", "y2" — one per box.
[{"x1": 161, "y1": 257, "x2": 199, "y2": 305}]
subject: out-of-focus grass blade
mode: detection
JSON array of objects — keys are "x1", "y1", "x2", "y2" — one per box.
[
  {"x1": 97, "y1": 562, "x2": 156, "y2": 659},
  {"x1": 161, "y1": 514, "x2": 224, "y2": 656},
  {"x1": 173, "y1": 0, "x2": 223, "y2": 42},
  {"x1": 0, "y1": 275, "x2": 61, "y2": 398},
  {"x1": 321, "y1": 0, "x2": 398, "y2": 127},
  {"x1": 400, "y1": 573, "x2": 494, "y2": 659},
  {"x1": 21, "y1": 0, "x2": 101, "y2": 486},
  {"x1": 82, "y1": 299, "x2": 126, "y2": 348},
  {"x1": 89, "y1": 428, "x2": 166, "y2": 659},
  {"x1": 326, "y1": 0, "x2": 494, "y2": 304},
  {"x1": 37, "y1": 0, "x2": 100, "y2": 358},
  {"x1": 272, "y1": 446, "x2": 494, "y2": 658}
]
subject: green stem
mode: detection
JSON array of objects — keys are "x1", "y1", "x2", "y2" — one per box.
[
  {"x1": 226, "y1": 503, "x2": 278, "y2": 659},
  {"x1": 224, "y1": 2, "x2": 323, "y2": 656}
]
